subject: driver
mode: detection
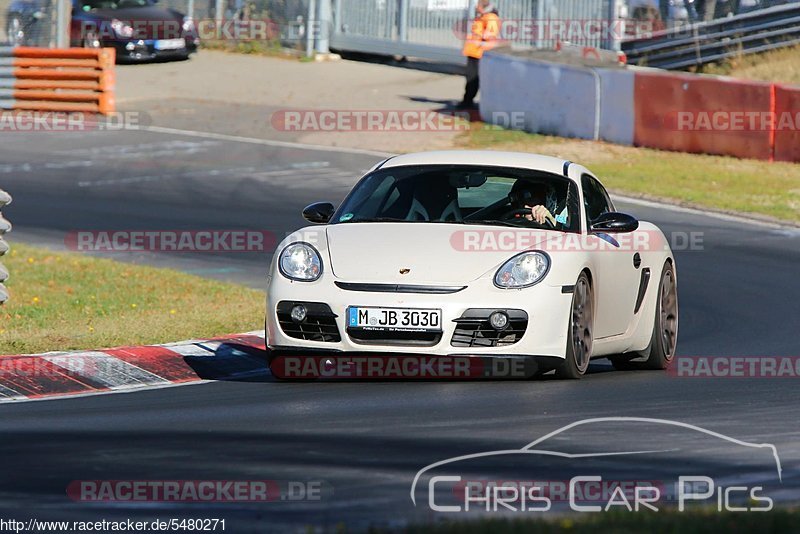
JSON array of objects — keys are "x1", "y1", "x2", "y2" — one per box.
[{"x1": 508, "y1": 181, "x2": 558, "y2": 226}]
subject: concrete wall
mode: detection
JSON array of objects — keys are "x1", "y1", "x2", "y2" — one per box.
[{"x1": 480, "y1": 50, "x2": 800, "y2": 163}]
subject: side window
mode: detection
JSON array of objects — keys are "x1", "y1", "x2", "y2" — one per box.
[{"x1": 581, "y1": 174, "x2": 613, "y2": 224}]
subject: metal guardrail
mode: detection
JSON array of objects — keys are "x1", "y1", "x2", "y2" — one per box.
[
  {"x1": 0, "y1": 189, "x2": 10, "y2": 304},
  {"x1": 622, "y1": 3, "x2": 800, "y2": 69}
]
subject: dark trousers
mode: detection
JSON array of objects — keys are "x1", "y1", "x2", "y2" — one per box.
[{"x1": 463, "y1": 56, "x2": 480, "y2": 104}]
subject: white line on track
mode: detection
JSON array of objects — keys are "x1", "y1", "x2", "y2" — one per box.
[
  {"x1": 615, "y1": 194, "x2": 800, "y2": 233},
  {"x1": 141, "y1": 125, "x2": 393, "y2": 158}
]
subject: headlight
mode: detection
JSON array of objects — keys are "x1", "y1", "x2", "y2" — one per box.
[
  {"x1": 494, "y1": 251, "x2": 550, "y2": 289},
  {"x1": 279, "y1": 242, "x2": 322, "y2": 282},
  {"x1": 111, "y1": 19, "x2": 134, "y2": 38},
  {"x1": 182, "y1": 17, "x2": 195, "y2": 33}
]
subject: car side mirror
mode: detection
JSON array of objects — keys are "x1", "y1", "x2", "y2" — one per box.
[
  {"x1": 302, "y1": 202, "x2": 335, "y2": 224},
  {"x1": 590, "y1": 212, "x2": 639, "y2": 233}
]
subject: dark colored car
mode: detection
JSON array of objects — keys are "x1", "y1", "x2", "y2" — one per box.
[{"x1": 6, "y1": 0, "x2": 198, "y2": 62}]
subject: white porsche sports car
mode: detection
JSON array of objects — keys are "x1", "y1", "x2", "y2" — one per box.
[{"x1": 265, "y1": 151, "x2": 678, "y2": 378}]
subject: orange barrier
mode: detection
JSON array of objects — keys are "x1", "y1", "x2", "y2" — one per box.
[
  {"x1": 13, "y1": 79, "x2": 107, "y2": 91},
  {"x1": 773, "y1": 85, "x2": 800, "y2": 163},
  {"x1": 633, "y1": 70, "x2": 774, "y2": 161},
  {"x1": 12, "y1": 68, "x2": 115, "y2": 87},
  {"x1": 1, "y1": 47, "x2": 115, "y2": 115},
  {"x1": 12, "y1": 58, "x2": 107, "y2": 69},
  {"x1": 12, "y1": 47, "x2": 115, "y2": 66}
]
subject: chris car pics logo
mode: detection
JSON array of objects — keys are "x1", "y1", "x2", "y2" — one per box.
[{"x1": 411, "y1": 417, "x2": 781, "y2": 513}]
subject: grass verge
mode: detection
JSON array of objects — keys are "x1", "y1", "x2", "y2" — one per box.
[
  {"x1": 399, "y1": 509, "x2": 798, "y2": 534},
  {"x1": 0, "y1": 243, "x2": 265, "y2": 355},
  {"x1": 457, "y1": 125, "x2": 800, "y2": 224},
  {"x1": 200, "y1": 39, "x2": 304, "y2": 60},
  {"x1": 699, "y1": 44, "x2": 800, "y2": 85}
]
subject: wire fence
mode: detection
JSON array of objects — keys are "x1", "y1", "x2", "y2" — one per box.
[
  {"x1": 174, "y1": 0, "x2": 309, "y2": 45},
  {"x1": 1, "y1": 0, "x2": 798, "y2": 58},
  {"x1": 1, "y1": 0, "x2": 56, "y2": 47}
]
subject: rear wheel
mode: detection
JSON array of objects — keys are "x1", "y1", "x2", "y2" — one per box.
[
  {"x1": 642, "y1": 261, "x2": 678, "y2": 370},
  {"x1": 609, "y1": 261, "x2": 678, "y2": 371},
  {"x1": 556, "y1": 272, "x2": 593, "y2": 379}
]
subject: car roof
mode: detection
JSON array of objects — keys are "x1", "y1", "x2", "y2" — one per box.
[{"x1": 379, "y1": 150, "x2": 572, "y2": 179}]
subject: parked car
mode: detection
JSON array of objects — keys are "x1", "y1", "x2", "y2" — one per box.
[{"x1": 6, "y1": 0, "x2": 198, "y2": 62}]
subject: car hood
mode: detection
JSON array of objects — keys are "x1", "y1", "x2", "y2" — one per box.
[{"x1": 325, "y1": 223, "x2": 551, "y2": 285}]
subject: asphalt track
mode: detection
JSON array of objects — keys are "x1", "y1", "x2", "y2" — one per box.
[{"x1": 1, "y1": 127, "x2": 800, "y2": 530}]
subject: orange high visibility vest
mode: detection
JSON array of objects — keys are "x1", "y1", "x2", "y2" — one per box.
[{"x1": 462, "y1": 12, "x2": 501, "y2": 59}]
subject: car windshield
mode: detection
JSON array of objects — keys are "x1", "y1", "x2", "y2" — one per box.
[
  {"x1": 332, "y1": 164, "x2": 581, "y2": 232},
  {"x1": 77, "y1": 0, "x2": 151, "y2": 10}
]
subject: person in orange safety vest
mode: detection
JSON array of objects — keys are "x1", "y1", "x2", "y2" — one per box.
[{"x1": 457, "y1": 1, "x2": 501, "y2": 109}]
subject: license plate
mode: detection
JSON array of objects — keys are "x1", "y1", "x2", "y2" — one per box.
[
  {"x1": 155, "y1": 38, "x2": 185, "y2": 50},
  {"x1": 347, "y1": 307, "x2": 442, "y2": 332}
]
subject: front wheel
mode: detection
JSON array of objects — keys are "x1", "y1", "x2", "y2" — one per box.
[{"x1": 556, "y1": 272, "x2": 594, "y2": 379}]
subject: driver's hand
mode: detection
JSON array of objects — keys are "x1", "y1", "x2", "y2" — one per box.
[{"x1": 526, "y1": 205, "x2": 555, "y2": 225}]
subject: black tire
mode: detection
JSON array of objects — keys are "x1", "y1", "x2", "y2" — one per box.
[
  {"x1": 556, "y1": 272, "x2": 594, "y2": 379},
  {"x1": 642, "y1": 261, "x2": 679, "y2": 370}
]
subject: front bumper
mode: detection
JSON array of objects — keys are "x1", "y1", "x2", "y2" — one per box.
[
  {"x1": 266, "y1": 275, "x2": 573, "y2": 359},
  {"x1": 106, "y1": 37, "x2": 199, "y2": 62}
]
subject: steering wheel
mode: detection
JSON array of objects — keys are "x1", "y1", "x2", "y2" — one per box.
[{"x1": 500, "y1": 208, "x2": 556, "y2": 228}]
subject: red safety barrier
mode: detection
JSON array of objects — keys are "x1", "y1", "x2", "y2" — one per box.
[
  {"x1": 773, "y1": 84, "x2": 800, "y2": 163},
  {"x1": 634, "y1": 70, "x2": 774, "y2": 161}
]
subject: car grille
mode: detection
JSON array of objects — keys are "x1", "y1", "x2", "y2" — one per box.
[
  {"x1": 277, "y1": 301, "x2": 341, "y2": 343},
  {"x1": 334, "y1": 282, "x2": 466, "y2": 294},
  {"x1": 347, "y1": 329, "x2": 442, "y2": 347},
  {"x1": 451, "y1": 309, "x2": 528, "y2": 348}
]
